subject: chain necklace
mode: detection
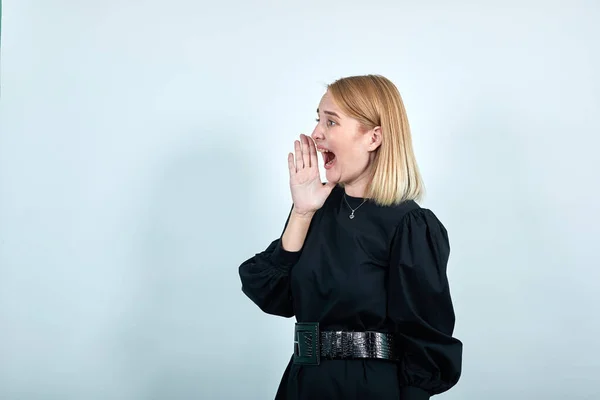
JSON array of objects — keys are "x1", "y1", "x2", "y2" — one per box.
[{"x1": 343, "y1": 193, "x2": 367, "y2": 219}]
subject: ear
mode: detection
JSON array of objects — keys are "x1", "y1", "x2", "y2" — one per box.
[{"x1": 366, "y1": 126, "x2": 382, "y2": 152}]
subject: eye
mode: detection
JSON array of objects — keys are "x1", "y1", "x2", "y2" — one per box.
[{"x1": 315, "y1": 118, "x2": 337, "y2": 127}]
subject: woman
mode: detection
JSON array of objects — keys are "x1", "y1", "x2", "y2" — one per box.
[{"x1": 238, "y1": 75, "x2": 462, "y2": 399}]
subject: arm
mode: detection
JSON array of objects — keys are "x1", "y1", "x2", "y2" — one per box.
[
  {"x1": 281, "y1": 206, "x2": 314, "y2": 251},
  {"x1": 388, "y1": 209, "x2": 462, "y2": 399},
  {"x1": 238, "y1": 206, "x2": 314, "y2": 317}
]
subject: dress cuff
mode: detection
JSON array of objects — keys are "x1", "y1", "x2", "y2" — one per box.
[
  {"x1": 270, "y1": 240, "x2": 301, "y2": 266},
  {"x1": 399, "y1": 387, "x2": 430, "y2": 400}
]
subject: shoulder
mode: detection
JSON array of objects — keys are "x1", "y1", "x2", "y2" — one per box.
[
  {"x1": 383, "y1": 201, "x2": 448, "y2": 240},
  {"x1": 392, "y1": 204, "x2": 449, "y2": 252},
  {"x1": 385, "y1": 205, "x2": 451, "y2": 271},
  {"x1": 371, "y1": 198, "x2": 422, "y2": 228}
]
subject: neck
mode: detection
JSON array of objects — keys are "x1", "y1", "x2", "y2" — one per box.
[
  {"x1": 343, "y1": 176, "x2": 370, "y2": 198},
  {"x1": 342, "y1": 159, "x2": 376, "y2": 198}
]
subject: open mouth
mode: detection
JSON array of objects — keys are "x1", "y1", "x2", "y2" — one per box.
[{"x1": 320, "y1": 149, "x2": 337, "y2": 169}]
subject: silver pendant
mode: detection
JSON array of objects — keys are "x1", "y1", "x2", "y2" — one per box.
[{"x1": 349, "y1": 213, "x2": 355, "y2": 219}]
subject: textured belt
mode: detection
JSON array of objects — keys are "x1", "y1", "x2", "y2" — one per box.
[{"x1": 293, "y1": 322, "x2": 399, "y2": 365}]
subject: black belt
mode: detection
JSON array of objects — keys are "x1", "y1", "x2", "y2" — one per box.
[{"x1": 293, "y1": 322, "x2": 399, "y2": 365}]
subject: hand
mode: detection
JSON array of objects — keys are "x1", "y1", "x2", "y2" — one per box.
[{"x1": 287, "y1": 134, "x2": 336, "y2": 216}]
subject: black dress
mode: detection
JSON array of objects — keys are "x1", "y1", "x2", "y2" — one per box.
[{"x1": 239, "y1": 185, "x2": 462, "y2": 399}]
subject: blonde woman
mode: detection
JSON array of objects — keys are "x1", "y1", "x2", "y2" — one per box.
[{"x1": 239, "y1": 75, "x2": 462, "y2": 400}]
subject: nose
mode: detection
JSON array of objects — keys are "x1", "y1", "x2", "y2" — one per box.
[{"x1": 311, "y1": 123, "x2": 324, "y2": 142}]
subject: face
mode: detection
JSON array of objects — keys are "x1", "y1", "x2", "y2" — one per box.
[{"x1": 311, "y1": 91, "x2": 382, "y2": 188}]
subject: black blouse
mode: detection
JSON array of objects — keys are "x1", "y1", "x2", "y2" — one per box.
[{"x1": 239, "y1": 185, "x2": 462, "y2": 400}]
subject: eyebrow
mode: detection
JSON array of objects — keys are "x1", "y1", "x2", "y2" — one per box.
[{"x1": 317, "y1": 108, "x2": 340, "y2": 118}]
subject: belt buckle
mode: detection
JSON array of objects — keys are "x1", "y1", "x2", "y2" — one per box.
[{"x1": 293, "y1": 322, "x2": 320, "y2": 365}]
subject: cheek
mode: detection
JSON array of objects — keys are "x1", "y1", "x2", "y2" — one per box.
[
  {"x1": 340, "y1": 141, "x2": 365, "y2": 159},
  {"x1": 330, "y1": 131, "x2": 367, "y2": 164}
]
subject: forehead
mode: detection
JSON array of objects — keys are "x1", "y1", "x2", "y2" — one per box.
[{"x1": 317, "y1": 91, "x2": 343, "y2": 115}]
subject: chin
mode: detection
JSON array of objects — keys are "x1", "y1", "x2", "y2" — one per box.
[{"x1": 325, "y1": 168, "x2": 342, "y2": 184}]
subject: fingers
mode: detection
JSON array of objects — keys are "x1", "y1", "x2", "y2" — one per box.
[
  {"x1": 288, "y1": 152, "x2": 296, "y2": 175},
  {"x1": 290, "y1": 134, "x2": 315, "y2": 175},
  {"x1": 294, "y1": 140, "x2": 303, "y2": 170},
  {"x1": 308, "y1": 135, "x2": 318, "y2": 169},
  {"x1": 301, "y1": 134, "x2": 311, "y2": 168}
]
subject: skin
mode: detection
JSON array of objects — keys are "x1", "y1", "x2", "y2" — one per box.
[{"x1": 281, "y1": 90, "x2": 382, "y2": 252}]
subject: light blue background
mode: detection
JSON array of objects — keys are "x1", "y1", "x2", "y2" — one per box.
[{"x1": 1, "y1": 1, "x2": 599, "y2": 399}]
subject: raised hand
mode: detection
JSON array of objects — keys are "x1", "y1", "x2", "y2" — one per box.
[{"x1": 288, "y1": 134, "x2": 336, "y2": 216}]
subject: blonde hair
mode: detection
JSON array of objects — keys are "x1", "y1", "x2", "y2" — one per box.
[{"x1": 327, "y1": 74, "x2": 424, "y2": 206}]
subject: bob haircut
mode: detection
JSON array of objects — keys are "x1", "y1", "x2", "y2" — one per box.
[{"x1": 327, "y1": 74, "x2": 424, "y2": 206}]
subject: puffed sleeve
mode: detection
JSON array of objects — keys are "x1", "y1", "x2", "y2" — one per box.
[
  {"x1": 388, "y1": 208, "x2": 463, "y2": 399},
  {"x1": 238, "y1": 206, "x2": 300, "y2": 317}
]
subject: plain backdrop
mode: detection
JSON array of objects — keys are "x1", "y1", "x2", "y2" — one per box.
[{"x1": 1, "y1": 1, "x2": 599, "y2": 399}]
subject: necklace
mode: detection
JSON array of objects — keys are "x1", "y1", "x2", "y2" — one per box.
[{"x1": 343, "y1": 193, "x2": 367, "y2": 219}]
